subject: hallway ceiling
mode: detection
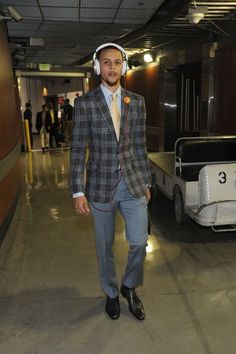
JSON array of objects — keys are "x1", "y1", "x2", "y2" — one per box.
[{"x1": 1, "y1": 0, "x2": 236, "y2": 70}]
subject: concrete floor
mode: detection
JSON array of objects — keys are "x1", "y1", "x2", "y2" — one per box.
[{"x1": 0, "y1": 149, "x2": 236, "y2": 354}]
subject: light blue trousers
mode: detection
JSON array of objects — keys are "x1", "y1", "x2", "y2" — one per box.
[{"x1": 90, "y1": 175, "x2": 148, "y2": 298}]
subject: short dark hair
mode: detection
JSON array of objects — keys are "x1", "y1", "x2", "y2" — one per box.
[
  {"x1": 42, "y1": 104, "x2": 47, "y2": 109},
  {"x1": 25, "y1": 102, "x2": 31, "y2": 108},
  {"x1": 65, "y1": 98, "x2": 70, "y2": 104},
  {"x1": 96, "y1": 45, "x2": 124, "y2": 61}
]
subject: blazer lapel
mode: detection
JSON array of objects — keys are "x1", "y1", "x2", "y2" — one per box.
[
  {"x1": 120, "y1": 88, "x2": 131, "y2": 141},
  {"x1": 94, "y1": 86, "x2": 114, "y2": 134}
]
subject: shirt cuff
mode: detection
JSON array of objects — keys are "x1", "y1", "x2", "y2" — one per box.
[{"x1": 73, "y1": 192, "x2": 85, "y2": 198}]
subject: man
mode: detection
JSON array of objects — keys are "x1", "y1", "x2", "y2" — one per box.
[
  {"x1": 70, "y1": 43, "x2": 151, "y2": 320},
  {"x1": 36, "y1": 104, "x2": 51, "y2": 152},
  {"x1": 48, "y1": 102, "x2": 60, "y2": 148},
  {"x1": 23, "y1": 102, "x2": 33, "y2": 149},
  {"x1": 63, "y1": 98, "x2": 73, "y2": 145}
]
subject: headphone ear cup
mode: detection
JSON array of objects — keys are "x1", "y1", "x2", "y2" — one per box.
[
  {"x1": 94, "y1": 59, "x2": 100, "y2": 75},
  {"x1": 122, "y1": 61, "x2": 126, "y2": 75},
  {"x1": 122, "y1": 59, "x2": 129, "y2": 75}
]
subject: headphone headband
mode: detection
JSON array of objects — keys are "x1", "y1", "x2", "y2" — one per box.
[
  {"x1": 93, "y1": 42, "x2": 129, "y2": 76},
  {"x1": 93, "y1": 42, "x2": 128, "y2": 60}
]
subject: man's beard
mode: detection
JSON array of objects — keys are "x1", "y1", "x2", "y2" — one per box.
[{"x1": 103, "y1": 77, "x2": 120, "y2": 87}]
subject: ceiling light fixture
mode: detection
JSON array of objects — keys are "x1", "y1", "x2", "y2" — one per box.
[
  {"x1": 186, "y1": 12, "x2": 205, "y2": 24},
  {"x1": 144, "y1": 53, "x2": 153, "y2": 63},
  {"x1": 186, "y1": 3, "x2": 207, "y2": 25},
  {"x1": 0, "y1": 6, "x2": 22, "y2": 22},
  {"x1": 7, "y1": 6, "x2": 22, "y2": 21}
]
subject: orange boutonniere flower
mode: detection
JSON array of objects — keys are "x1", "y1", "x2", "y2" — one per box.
[{"x1": 124, "y1": 96, "x2": 131, "y2": 104}]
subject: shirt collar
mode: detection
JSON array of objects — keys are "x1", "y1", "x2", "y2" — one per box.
[{"x1": 100, "y1": 83, "x2": 121, "y2": 99}]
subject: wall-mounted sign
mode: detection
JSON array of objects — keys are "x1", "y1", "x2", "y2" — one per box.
[{"x1": 39, "y1": 63, "x2": 51, "y2": 71}]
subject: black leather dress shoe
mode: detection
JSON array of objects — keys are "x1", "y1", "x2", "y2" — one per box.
[
  {"x1": 105, "y1": 296, "x2": 120, "y2": 320},
  {"x1": 121, "y1": 284, "x2": 145, "y2": 320}
]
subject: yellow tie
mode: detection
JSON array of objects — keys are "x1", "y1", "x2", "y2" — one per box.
[
  {"x1": 50, "y1": 110, "x2": 54, "y2": 123},
  {"x1": 110, "y1": 93, "x2": 120, "y2": 140}
]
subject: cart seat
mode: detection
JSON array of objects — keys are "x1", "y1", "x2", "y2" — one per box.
[{"x1": 175, "y1": 137, "x2": 236, "y2": 181}]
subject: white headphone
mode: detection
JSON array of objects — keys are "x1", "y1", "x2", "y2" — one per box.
[{"x1": 93, "y1": 42, "x2": 129, "y2": 76}]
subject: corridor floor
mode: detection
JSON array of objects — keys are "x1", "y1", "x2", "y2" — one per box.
[{"x1": 0, "y1": 149, "x2": 236, "y2": 354}]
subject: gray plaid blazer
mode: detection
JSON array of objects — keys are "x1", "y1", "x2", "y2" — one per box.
[{"x1": 70, "y1": 86, "x2": 151, "y2": 202}]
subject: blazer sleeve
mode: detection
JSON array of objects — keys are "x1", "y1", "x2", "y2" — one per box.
[
  {"x1": 133, "y1": 96, "x2": 152, "y2": 186},
  {"x1": 70, "y1": 96, "x2": 89, "y2": 195}
]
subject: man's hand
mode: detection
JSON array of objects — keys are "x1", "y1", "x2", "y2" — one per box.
[
  {"x1": 74, "y1": 196, "x2": 90, "y2": 215},
  {"x1": 145, "y1": 188, "x2": 151, "y2": 203}
]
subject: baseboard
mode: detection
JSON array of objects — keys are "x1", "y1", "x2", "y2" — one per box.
[{"x1": 0, "y1": 192, "x2": 19, "y2": 244}]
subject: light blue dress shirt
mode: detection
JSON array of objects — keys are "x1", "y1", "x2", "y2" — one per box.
[{"x1": 100, "y1": 84, "x2": 121, "y2": 113}]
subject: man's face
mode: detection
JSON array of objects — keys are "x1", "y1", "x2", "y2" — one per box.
[{"x1": 99, "y1": 48, "x2": 123, "y2": 88}]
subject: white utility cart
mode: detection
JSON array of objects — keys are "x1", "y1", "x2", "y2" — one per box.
[{"x1": 149, "y1": 136, "x2": 236, "y2": 232}]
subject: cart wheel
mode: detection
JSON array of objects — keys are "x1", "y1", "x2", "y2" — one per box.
[{"x1": 174, "y1": 188, "x2": 187, "y2": 224}]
